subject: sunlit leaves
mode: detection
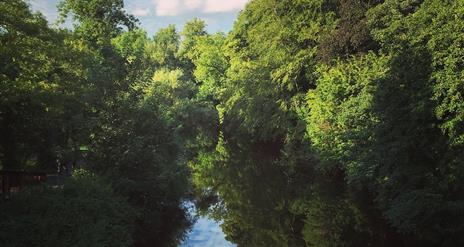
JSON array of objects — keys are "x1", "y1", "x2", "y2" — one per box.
[{"x1": 307, "y1": 53, "x2": 389, "y2": 177}]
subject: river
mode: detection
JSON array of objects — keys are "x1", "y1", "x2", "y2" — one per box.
[{"x1": 179, "y1": 202, "x2": 235, "y2": 247}]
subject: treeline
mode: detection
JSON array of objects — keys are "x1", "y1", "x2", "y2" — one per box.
[
  {"x1": 189, "y1": 0, "x2": 464, "y2": 246},
  {"x1": 1, "y1": 0, "x2": 464, "y2": 247},
  {"x1": 0, "y1": 0, "x2": 216, "y2": 246}
]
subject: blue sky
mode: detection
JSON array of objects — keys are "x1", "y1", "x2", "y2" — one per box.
[{"x1": 28, "y1": 0, "x2": 249, "y2": 35}]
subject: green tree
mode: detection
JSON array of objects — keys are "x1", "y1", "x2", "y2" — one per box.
[
  {"x1": 146, "y1": 25, "x2": 180, "y2": 69},
  {"x1": 0, "y1": 0, "x2": 88, "y2": 171}
]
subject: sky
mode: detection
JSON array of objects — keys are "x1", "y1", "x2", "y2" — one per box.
[{"x1": 28, "y1": 0, "x2": 250, "y2": 36}]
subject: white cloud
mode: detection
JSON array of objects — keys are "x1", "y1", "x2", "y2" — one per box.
[
  {"x1": 29, "y1": 0, "x2": 60, "y2": 22},
  {"x1": 132, "y1": 8, "x2": 150, "y2": 17},
  {"x1": 185, "y1": 0, "x2": 203, "y2": 9},
  {"x1": 203, "y1": 0, "x2": 248, "y2": 13},
  {"x1": 155, "y1": 0, "x2": 181, "y2": 16},
  {"x1": 153, "y1": 0, "x2": 248, "y2": 16}
]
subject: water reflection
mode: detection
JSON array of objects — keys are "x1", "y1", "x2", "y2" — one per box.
[
  {"x1": 180, "y1": 201, "x2": 235, "y2": 247},
  {"x1": 180, "y1": 217, "x2": 235, "y2": 247}
]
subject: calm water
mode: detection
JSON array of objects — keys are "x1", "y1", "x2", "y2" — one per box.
[{"x1": 179, "y1": 203, "x2": 235, "y2": 247}]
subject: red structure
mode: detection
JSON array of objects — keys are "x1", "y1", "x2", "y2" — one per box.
[{"x1": 0, "y1": 170, "x2": 47, "y2": 200}]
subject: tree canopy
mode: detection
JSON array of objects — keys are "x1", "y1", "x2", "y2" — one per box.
[{"x1": 1, "y1": 0, "x2": 463, "y2": 246}]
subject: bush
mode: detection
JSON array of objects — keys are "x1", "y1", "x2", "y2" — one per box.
[{"x1": 0, "y1": 169, "x2": 136, "y2": 247}]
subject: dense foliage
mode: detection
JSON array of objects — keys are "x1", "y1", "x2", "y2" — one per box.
[
  {"x1": 1, "y1": 0, "x2": 463, "y2": 246},
  {"x1": 0, "y1": 0, "x2": 200, "y2": 246},
  {"x1": 0, "y1": 169, "x2": 135, "y2": 247},
  {"x1": 189, "y1": 0, "x2": 464, "y2": 246}
]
